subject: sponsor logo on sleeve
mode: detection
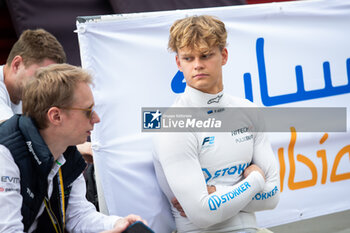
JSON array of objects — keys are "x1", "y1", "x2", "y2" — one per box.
[
  {"x1": 208, "y1": 182, "x2": 251, "y2": 211},
  {"x1": 1, "y1": 176, "x2": 20, "y2": 183},
  {"x1": 252, "y1": 186, "x2": 279, "y2": 200}
]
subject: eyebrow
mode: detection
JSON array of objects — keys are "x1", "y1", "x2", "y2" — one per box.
[
  {"x1": 179, "y1": 50, "x2": 213, "y2": 57},
  {"x1": 179, "y1": 53, "x2": 192, "y2": 57}
]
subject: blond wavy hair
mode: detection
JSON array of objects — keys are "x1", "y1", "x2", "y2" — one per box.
[{"x1": 168, "y1": 15, "x2": 227, "y2": 53}]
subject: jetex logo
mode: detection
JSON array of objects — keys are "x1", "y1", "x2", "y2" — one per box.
[{"x1": 143, "y1": 110, "x2": 162, "y2": 129}]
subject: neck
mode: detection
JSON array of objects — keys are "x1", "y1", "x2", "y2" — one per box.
[
  {"x1": 207, "y1": 84, "x2": 223, "y2": 94},
  {"x1": 39, "y1": 128, "x2": 67, "y2": 160}
]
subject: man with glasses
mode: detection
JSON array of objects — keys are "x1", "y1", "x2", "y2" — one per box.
[
  {"x1": 1, "y1": 28, "x2": 99, "y2": 210},
  {"x1": 0, "y1": 64, "x2": 147, "y2": 233}
]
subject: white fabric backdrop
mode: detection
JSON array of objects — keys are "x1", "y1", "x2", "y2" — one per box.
[{"x1": 77, "y1": 0, "x2": 350, "y2": 231}]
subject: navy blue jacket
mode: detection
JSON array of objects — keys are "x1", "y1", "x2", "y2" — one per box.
[{"x1": 0, "y1": 115, "x2": 86, "y2": 232}]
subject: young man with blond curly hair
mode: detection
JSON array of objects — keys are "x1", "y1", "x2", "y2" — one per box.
[{"x1": 153, "y1": 15, "x2": 280, "y2": 233}]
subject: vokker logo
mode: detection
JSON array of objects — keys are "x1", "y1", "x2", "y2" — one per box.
[{"x1": 143, "y1": 110, "x2": 162, "y2": 129}]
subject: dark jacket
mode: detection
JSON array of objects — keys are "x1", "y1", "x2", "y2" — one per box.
[{"x1": 0, "y1": 115, "x2": 86, "y2": 232}]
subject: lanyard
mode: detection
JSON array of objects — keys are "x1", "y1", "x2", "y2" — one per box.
[
  {"x1": 44, "y1": 197, "x2": 61, "y2": 233},
  {"x1": 44, "y1": 165, "x2": 65, "y2": 233},
  {"x1": 57, "y1": 167, "x2": 66, "y2": 229}
]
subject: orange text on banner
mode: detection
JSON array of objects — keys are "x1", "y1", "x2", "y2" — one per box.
[{"x1": 278, "y1": 127, "x2": 350, "y2": 192}]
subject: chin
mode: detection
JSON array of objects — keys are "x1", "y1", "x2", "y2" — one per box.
[
  {"x1": 79, "y1": 138, "x2": 88, "y2": 144},
  {"x1": 194, "y1": 85, "x2": 210, "y2": 93},
  {"x1": 70, "y1": 139, "x2": 86, "y2": 147}
]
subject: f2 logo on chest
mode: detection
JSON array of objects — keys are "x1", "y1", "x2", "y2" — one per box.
[{"x1": 202, "y1": 136, "x2": 215, "y2": 146}]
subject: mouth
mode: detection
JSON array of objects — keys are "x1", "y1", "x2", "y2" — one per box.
[{"x1": 193, "y1": 73, "x2": 209, "y2": 79}]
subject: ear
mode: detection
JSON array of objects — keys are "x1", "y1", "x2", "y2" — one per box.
[
  {"x1": 10, "y1": 55, "x2": 24, "y2": 73},
  {"x1": 175, "y1": 55, "x2": 183, "y2": 72},
  {"x1": 47, "y1": 107, "x2": 62, "y2": 126},
  {"x1": 221, "y1": 48, "x2": 228, "y2": 66}
]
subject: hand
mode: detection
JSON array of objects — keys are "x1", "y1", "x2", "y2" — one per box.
[
  {"x1": 171, "y1": 185, "x2": 216, "y2": 217},
  {"x1": 100, "y1": 214, "x2": 147, "y2": 233},
  {"x1": 207, "y1": 185, "x2": 216, "y2": 194},
  {"x1": 171, "y1": 197, "x2": 186, "y2": 217},
  {"x1": 243, "y1": 164, "x2": 265, "y2": 181},
  {"x1": 77, "y1": 141, "x2": 93, "y2": 164}
]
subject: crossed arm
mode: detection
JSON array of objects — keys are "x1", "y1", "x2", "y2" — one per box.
[{"x1": 153, "y1": 131, "x2": 279, "y2": 228}]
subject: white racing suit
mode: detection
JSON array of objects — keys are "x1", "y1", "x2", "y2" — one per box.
[{"x1": 153, "y1": 86, "x2": 279, "y2": 233}]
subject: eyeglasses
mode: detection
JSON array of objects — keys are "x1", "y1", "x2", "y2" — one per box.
[{"x1": 61, "y1": 104, "x2": 95, "y2": 119}]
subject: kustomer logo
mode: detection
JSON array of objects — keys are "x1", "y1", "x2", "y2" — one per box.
[{"x1": 143, "y1": 110, "x2": 162, "y2": 129}]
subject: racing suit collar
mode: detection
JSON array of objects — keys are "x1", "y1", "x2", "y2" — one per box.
[{"x1": 184, "y1": 85, "x2": 225, "y2": 107}]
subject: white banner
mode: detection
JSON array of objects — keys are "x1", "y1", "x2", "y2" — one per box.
[{"x1": 77, "y1": 0, "x2": 350, "y2": 231}]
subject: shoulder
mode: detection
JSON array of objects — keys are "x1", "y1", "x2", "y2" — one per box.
[
  {"x1": 0, "y1": 79, "x2": 10, "y2": 104},
  {"x1": 224, "y1": 94, "x2": 266, "y2": 131},
  {"x1": 152, "y1": 131, "x2": 198, "y2": 159},
  {"x1": 0, "y1": 115, "x2": 20, "y2": 137},
  {"x1": 0, "y1": 144, "x2": 13, "y2": 158},
  {"x1": 0, "y1": 144, "x2": 20, "y2": 174},
  {"x1": 0, "y1": 67, "x2": 9, "y2": 98},
  {"x1": 225, "y1": 94, "x2": 258, "y2": 107},
  {"x1": 0, "y1": 79, "x2": 13, "y2": 120},
  {"x1": 172, "y1": 93, "x2": 193, "y2": 107}
]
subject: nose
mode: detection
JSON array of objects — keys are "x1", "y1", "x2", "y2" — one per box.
[
  {"x1": 194, "y1": 57, "x2": 204, "y2": 70},
  {"x1": 91, "y1": 111, "x2": 101, "y2": 124}
]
